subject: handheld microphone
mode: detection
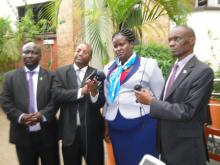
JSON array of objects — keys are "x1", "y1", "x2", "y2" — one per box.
[
  {"x1": 86, "y1": 71, "x2": 106, "y2": 81},
  {"x1": 134, "y1": 84, "x2": 142, "y2": 103},
  {"x1": 134, "y1": 84, "x2": 142, "y2": 91},
  {"x1": 95, "y1": 71, "x2": 106, "y2": 81}
]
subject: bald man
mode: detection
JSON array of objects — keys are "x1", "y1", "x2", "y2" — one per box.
[
  {"x1": 135, "y1": 26, "x2": 214, "y2": 165},
  {"x1": 1, "y1": 42, "x2": 59, "y2": 165}
]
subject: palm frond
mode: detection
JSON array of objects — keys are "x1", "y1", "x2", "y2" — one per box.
[
  {"x1": 38, "y1": 0, "x2": 62, "y2": 29},
  {"x1": 85, "y1": 0, "x2": 112, "y2": 65}
]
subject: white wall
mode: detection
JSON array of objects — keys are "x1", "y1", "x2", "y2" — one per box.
[
  {"x1": 187, "y1": 10, "x2": 220, "y2": 71},
  {"x1": 208, "y1": 0, "x2": 220, "y2": 7},
  {"x1": 0, "y1": 0, "x2": 17, "y2": 24}
]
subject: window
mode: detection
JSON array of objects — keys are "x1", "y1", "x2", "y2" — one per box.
[
  {"x1": 17, "y1": 2, "x2": 55, "y2": 32},
  {"x1": 198, "y1": 0, "x2": 207, "y2": 6}
]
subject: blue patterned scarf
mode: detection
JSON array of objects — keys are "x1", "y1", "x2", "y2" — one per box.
[{"x1": 108, "y1": 54, "x2": 137, "y2": 103}]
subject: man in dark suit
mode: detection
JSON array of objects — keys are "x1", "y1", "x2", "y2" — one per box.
[
  {"x1": 52, "y1": 43, "x2": 105, "y2": 165},
  {"x1": 135, "y1": 26, "x2": 214, "y2": 165},
  {"x1": 1, "y1": 42, "x2": 59, "y2": 165}
]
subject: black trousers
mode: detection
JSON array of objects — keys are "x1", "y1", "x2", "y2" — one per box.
[
  {"x1": 62, "y1": 126, "x2": 104, "y2": 165},
  {"x1": 16, "y1": 131, "x2": 60, "y2": 165}
]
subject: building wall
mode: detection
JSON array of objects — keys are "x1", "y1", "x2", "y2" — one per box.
[
  {"x1": 56, "y1": 0, "x2": 85, "y2": 68},
  {"x1": 187, "y1": 10, "x2": 220, "y2": 71}
]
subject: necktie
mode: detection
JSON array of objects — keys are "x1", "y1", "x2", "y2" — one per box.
[
  {"x1": 27, "y1": 71, "x2": 35, "y2": 113},
  {"x1": 75, "y1": 69, "x2": 81, "y2": 125},
  {"x1": 165, "y1": 64, "x2": 178, "y2": 98}
]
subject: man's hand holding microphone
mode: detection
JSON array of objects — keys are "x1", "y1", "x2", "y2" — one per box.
[{"x1": 134, "y1": 84, "x2": 154, "y2": 105}]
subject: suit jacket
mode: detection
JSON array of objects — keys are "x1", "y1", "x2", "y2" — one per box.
[
  {"x1": 1, "y1": 67, "x2": 58, "y2": 147},
  {"x1": 149, "y1": 56, "x2": 214, "y2": 165},
  {"x1": 103, "y1": 55, "x2": 164, "y2": 120},
  {"x1": 52, "y1": 64, "x2": 105, "y2": 146}
]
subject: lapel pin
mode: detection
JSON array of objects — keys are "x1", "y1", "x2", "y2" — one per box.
[
  {"x1": 183, "y1": 70, "x2": 187, "y2": 74},
  {"x1": 40, "y1": 77, "x2": 43, "y2": 80}
]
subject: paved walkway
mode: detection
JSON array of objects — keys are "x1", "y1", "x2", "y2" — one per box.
[
  {"x1": 1, "y1": 109, "x2": 219, "y2": 165},
  {"x1": 0, "y1": 110, "x2": 107, "y2": 165},
  {"x1": 0, "y1": 110, "x2": 18, "y2": 165}
]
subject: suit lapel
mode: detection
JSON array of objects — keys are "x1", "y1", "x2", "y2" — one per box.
[
  {"x1": 67, "y1": 65, "x2": 79, "y2": 88},
  {"x1": 37, "y1": 68, "x2": 46, "y2": 100},
  {"x1": 106, "y1": 61, "x2": 117, "y2": 81},
  {"x1": 17, "y1": 68, "x2": 29, "y2": 111},
  {"x1": 18, "y1": 68, "x2": 28, "y2": 92},
  {"x1": 165, "y1": 56, "x2": 197, "y2": 99},
  {"x1": 121, "y1": 55, "x2": 140, "y2": 85},
  {"x1": 82, "y1": 66, "x2": 95, "y2": 86}
]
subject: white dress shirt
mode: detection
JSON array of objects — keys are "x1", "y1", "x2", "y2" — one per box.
[
  {"x1": 18, "y1": 66, "x2": 42, "y2": 131},
  {"x1": 73, "y1": 64, "x2": 99, "y2": 101},
  {"x1": 73, "y1": 64, "x2": 99, "y2": 125}
]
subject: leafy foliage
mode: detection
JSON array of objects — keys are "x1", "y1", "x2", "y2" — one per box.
[
  {"x1": 0, "y1": 17, "x2": 20, "y2": 85},
  {"x1": 213, "y1": 69, "x2": 220, "y2": 93},
  {"x1": 134, "y1": 42, "x2": 175, "y2": 78},
  {"x1": 38, "y1": 0, "x2": 62, "y2": 31},
  {"x1": 0, "y1": 4, "x2": 58, "y2": 85},
  {"x1": 85, "y1": 0, "x2": 192, "y2": 65},
  {"x1": 16, "y1": 7, "x2": 42, "y2": 46},
  {"x1": 0, "y1": 17, "x2": 19, "y2": 71},
  {"x1": 38, "y1": 0, "x2": 192, "y2": 65}
]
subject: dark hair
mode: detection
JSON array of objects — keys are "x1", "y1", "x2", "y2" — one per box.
[{"x1": 112, "y1": 28, "x2": 136, "y2": 44}]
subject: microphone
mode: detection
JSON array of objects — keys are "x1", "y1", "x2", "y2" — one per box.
[
  {"x1": 95, "y1": 71, "x2": 106, "y2": 81},
  {"x1": 86, "y1": 71, "x2": 96, "y2": 80},
  {"x1": 86, "y1": 71, "x2": 106, "y2": 81},
  {"x1": 134, "y1": 84, "x2": 142, "y2": 91},
  {"x1": 134, "y1": 84, "x2": 142, "y2": 103}
]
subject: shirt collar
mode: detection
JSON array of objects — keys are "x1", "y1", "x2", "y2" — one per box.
[
  {"x1": 24, "y1": 65, "x2": 40, "y2": 73},
  {"x1": 73, "y1": 63, "x2": 88, "y2": 73},
  {"x1": 176, "y1": 53, "x2": 194, "y2": 67}
]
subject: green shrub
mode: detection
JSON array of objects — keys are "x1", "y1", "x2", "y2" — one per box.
[
  {"x1": 134, "y1": 42, "x2": 175, "y2": 78},
  {"x1": 213, "y1": 69, "x2": 220, "y2": 94}
]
